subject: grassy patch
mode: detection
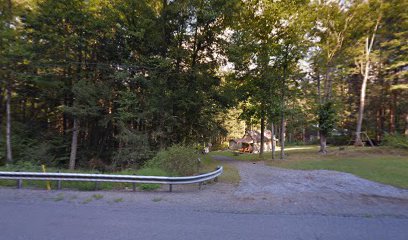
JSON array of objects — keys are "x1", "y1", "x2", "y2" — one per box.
[
  {"x1": 81, "y1": 197, "x2": 93, "y2": 204},
  {"x1": 209, "y1": 146, "x2": 320, "y2": 162},
  {"x1": 0, "y1": 154, "x2": 234, "y2": 191},
  {"x1": 113, "y1": 198, "x2": 123, "y2": 203},
  {"x1": 201, "y1": 154, "x2": 240, "y2": 185},
  {"x1": 92, "y1": 194, "x2": 104, "y2": 200},
  {"x1": 136, "y1": 167, "x2": 168, "y2": 191},
  {"x1": 264, "y1": 146, "x2": 408, "y2": 189},
  {"x1": 152, "y1": 197, "x2": 162, "y2": 202},
  {"x1": 53, "y1": 193, "x2": 64, "y2": 202}
]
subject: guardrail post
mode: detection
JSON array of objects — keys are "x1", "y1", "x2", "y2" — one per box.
[
  {"x1": 198, "y1": 182, "x2": 202, "y2": 190},
  {"x1": 17, "y1": 179, "x2": 23, "y2": 189},
  {"x1": 57, "y1": 170, "x2": 62, "y2": 190},
  {"x1": 95, "y1": 182, "x2": 100, "y2": 191},
  {"x1": 169, "y1": 184, "x2": 172, "y2": 192},
  {"x1": 132, "y1": 183, "x2": 136, "y2": 192}
]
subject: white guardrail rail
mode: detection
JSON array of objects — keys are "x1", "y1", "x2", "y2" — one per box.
[{"x1": 0, "y1": 166, "x2": 223, "y2": 192}]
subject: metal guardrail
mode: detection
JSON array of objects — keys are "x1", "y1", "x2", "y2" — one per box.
[{"x1": 0, "y1": 166, "x2": 223, "y2": 192}]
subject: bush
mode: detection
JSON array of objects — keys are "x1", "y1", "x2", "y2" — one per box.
[
  {"x1": 382, "y1": 134, "x2": 408, "y2": 149},
  {"x1": 327, "y1": 135, "x2": 350, "y2": 146},
  {"x1": 146, "y1": 145, "x2": 199, "y2": 176}
]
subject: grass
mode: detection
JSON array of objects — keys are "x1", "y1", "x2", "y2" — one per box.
[
  {"x1": 136, "y1": 167, "x2": 168, "y2": 191},
  {"x1": 53, "y1": 193, "x2": 64, "y2": 202},
  {"x1": 215, "y1": 145, "x2": 408, "y2": 189},
  {"x1": 81, "y1": 194, "x2": 104, "y2": 204},
  {"x1": 0, "y1": 158, "x2": 232, "y2": 191},
  {"x1": 92, "y1": 194, "x2": 104, "y2": 200},
  {"x1": 201, "y1": 154, "x2": 240, "y2": 186},
  {"x1": 152, "y1": 197, "x2": 163, "y2": 202},
  {"x1": 0, "y1": 164, "x2": 170, "y2": 191},
  {"x1": 209, "y1": 145, "x2": 319, "y2": 161},
  {"x1": 81, "y1": 197, "x2": 93, "y2": 204}
]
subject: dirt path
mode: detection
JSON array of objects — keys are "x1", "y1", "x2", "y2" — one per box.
[{"x1": 213, "y1": 155, "x2": 408, "y2": 217}]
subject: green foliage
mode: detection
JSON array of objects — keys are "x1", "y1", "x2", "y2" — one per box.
[
  {"x1": 92, "y1": 194, "x2": 104, "y2": 200},
  {"x1": 112, "y1": 129, "x2": 154, "y2": 168},
  {"x1": 382, "y1": 134, "x2": 408, "y2": 149},
  {"x1": 136, "y1": 167, "x2": 168, "y2": 191},
  {"x1": 1, "y1": 0, "x2": 407, "y2": 172},
  {"x1": 318, "y1": 101, "x2": 336, "y2": 136},
  {"x1": 146, "y1": 145, "x2": 199, "y2": 176},
  {"x1": 328, "y1": 135, "x2": 350, "y2": 146}
]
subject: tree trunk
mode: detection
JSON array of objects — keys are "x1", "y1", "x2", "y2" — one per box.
[
  {"x1": 69, "y1": 118, "x2": 79, "y2": 170},
  {"x1": 280, "y1": 117, "x2": 285, "y2": 160},
  {"x1": 355, "y1": 13, "x2": 381, "y2": 145},
  {"x1": 319, "y1": 133, "x2": 327, "y2": 154},
  {"x1": 0, "y1": 87, "x2": 3, "y2": 141},
  {"x1": 6, "y1": 80, "x2": 13, "y2": 164},
  {"x1": 355, "y1": 60, "x2": 370, "y2": 146},
  {"x1": 389, "y1": 92, "x2": 396, "y2": 134},
  {"x1": 280, "y1": 56, "x2": 288, "y2": 160},
  {"x1": 271, "y1": 122, "x2": 275, "y2": 160},
  {"x1": 405, "y1": 114, "x2": 408, "y2": 137},
  {"x1": 259, "y1": 114, "x2": 265, "y2": 157},
  {"x1": 376, "y1": 109, "x2": 381, "y2": 142}
]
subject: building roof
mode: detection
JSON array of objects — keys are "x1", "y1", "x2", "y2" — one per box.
[{"x1": 232, "y1": 130, "x2": 273, "y2": 144}]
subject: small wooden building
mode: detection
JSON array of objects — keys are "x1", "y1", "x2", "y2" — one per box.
[{"x1": 229, "y1": 130, "x2": 276, "y2": 153}]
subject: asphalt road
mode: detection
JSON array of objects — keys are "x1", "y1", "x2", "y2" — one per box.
[
  {"x1": 1, "y1": 157, "x2": 407, "y2": 240},
  {"x1": 1, "y1": 198, "x2": 407, "y2": 240}
]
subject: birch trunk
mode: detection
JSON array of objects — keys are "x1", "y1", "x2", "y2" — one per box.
[
  {"x1": 69, "y1": 118, "x2": 79, "y2": 170},
  {"x1": 355, "y1": 13, "x2": 381, "y2": 145},
  {"x1": 355, "y1": 53, "x2": 370, "y2": 146}
]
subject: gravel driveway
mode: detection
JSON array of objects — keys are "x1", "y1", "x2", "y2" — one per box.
[{"x1": 213, "y1": 155, "x2": 408, "y2": 217}]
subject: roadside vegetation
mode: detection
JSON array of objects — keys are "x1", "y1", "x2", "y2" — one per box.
[{"x1": 0, "y1": 145, "x2": 237, "y2": 191}]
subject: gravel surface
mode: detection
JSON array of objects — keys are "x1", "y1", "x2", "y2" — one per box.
[{"x1": 213, "y1": 155, "x2": 408, "y2": 217}]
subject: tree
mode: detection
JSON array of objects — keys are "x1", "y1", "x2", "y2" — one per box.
[
  {"x1": 228, "y1": 0, "x2": 311, "y2": 159},
  {"x1": 311, "y1": 1, "x2": 357, "y2": 153},
  {"x1": 354, "y1": 0, "x2": 383, "y2": 146}
]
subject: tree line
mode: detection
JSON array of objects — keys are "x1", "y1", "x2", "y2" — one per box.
[{"x1": 1, "y1": 0, "x2": 407, "y2": 169}]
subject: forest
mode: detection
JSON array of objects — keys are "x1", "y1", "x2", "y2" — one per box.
[{"x1": 0, "y1": 0, "x2": 407, "y2": 171}]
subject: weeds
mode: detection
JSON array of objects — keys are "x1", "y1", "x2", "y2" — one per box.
[{"x1": 54, "y1": 193, "x2": 64, "y2": 202}]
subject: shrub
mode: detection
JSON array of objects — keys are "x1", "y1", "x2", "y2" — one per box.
[
  {"x1": 382, "y1": 134, "x2": 408, "y2": 149},
  {"x1": 327, "y1": 135, "x2": 350, "y2": 146},
  {"x1": 146, "y1": 145, "x2": 199, "y2": 176}
]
